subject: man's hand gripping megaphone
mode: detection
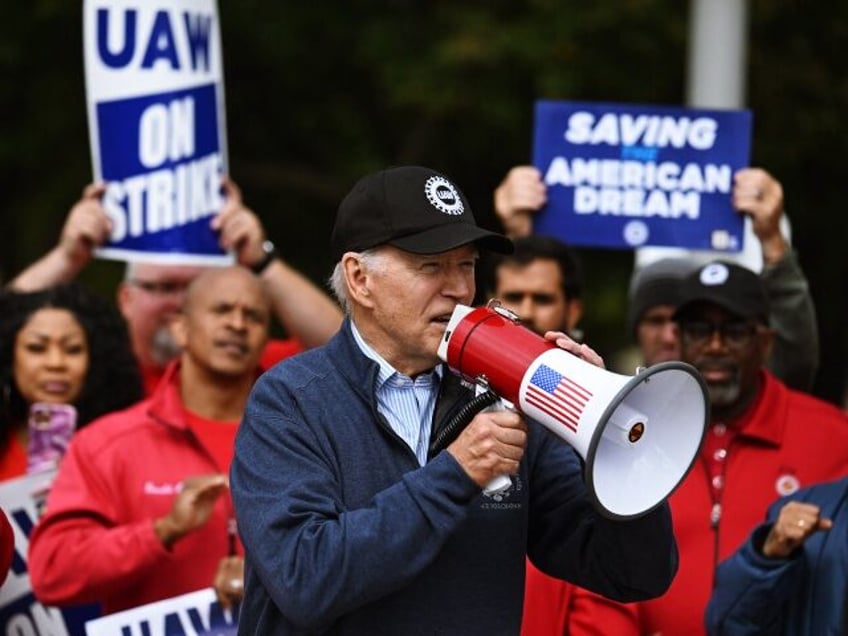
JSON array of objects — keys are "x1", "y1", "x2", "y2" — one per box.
[{"x1": 431, "y1": 302, "x2": 605, "y2": 496}]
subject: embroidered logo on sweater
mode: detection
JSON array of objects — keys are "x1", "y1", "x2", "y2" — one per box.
[
  {"x1": 480, "y1": 474, "x2": 524, "y2": 510},
  {"x1": 143, "y1": 481, "x2": 182, "y2": 495}
]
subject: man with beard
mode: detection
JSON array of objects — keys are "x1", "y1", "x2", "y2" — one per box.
[
  {"x1": 565, "y1": 260, "x2": 848, "y2": 635},
  {"x1": 484, "y1": 235, "x2": 584, "y2": 340}
]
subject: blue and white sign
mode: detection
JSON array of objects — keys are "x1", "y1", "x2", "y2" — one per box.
[
  {"x1": 85, "y1": 588, "x2": 238, "y2": 636},
  {"x1": 532, "y1": 100, "x2": 752, "y2": 252},
  {"x1": 0, "y1": 471, "x2": 100, "y2": 636},
  {"x1": 84, "y1": 0, "x2": 232, "y2": 264}
]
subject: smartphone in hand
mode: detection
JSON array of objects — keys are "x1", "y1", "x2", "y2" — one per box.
[{"x1": 27, "y1": 403, "x2": 77, "y2": 475}]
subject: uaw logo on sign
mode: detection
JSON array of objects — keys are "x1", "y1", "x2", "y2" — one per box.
[
  {"x1": 85, "y1": 588, "x2": 238, "y2": 636},
  {"x1": 0, "y1": 472, "x2": 100, "y2": 635},
  {"x1": 532, "y1": 100, "x2": 752, "y2": 252},
  {"x1": 84, "y1": 0, "x2": 231, "y2": 264}
]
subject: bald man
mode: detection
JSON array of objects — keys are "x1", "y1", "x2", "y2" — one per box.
[{"x1": 29, "y1": 266, "x2": 269, "y2": 615}]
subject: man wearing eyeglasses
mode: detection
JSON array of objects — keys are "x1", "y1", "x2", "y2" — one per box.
[
  {"x1": 569, "y1": 260, "x2": 848, "y2": 635},
  {"x1": 9, "y1": 178, "x2": 343, "y2": 394}
]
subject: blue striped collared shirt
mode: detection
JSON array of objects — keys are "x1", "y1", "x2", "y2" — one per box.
[{"x1": 351, "y1": 322, "x2": 442, "y2": 466}]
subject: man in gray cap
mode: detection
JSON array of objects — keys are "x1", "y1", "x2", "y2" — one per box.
[
  {"x1": 231, "y1": 166, "x2": 679, "y2": 635},
  {"x1": 626, "y1": 256, "x2": 698, "y2": 366}
]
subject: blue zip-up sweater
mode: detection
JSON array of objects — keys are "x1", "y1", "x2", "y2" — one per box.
[
  {"x1": 231, "y1": 319, "x2": 678, "y2": 635},
  {"x1": 706, "y1": 477, "x2": 848, "y2": 635}
]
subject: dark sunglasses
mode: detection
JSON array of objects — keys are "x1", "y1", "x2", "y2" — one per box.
[{"x1": 679, "y1": 320, "x2": 761, "y2": 349}]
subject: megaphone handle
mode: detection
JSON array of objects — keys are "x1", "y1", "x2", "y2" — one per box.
[
  {"x1": 428, "y1": 387, "x2": 515, "y2": 495},
  {"x1": 480, "y1": 398, "x2": 516, "y2": 496},
  {"x1": 428, "y1": 390, "x2": 500, "y2": 457},
  {"x1": 483, "y1": 474, "x2": 512, "y2": 495}
]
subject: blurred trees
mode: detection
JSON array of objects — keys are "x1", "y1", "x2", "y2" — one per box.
[{"x1": 1, "y1": 1, "x2": 845, "y2": 405}]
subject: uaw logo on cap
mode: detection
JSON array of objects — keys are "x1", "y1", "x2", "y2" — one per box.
[
  {"x1": 700, "y1": 263, "x2": 730, "y2": 286},
  {"x1": 425, "y1": 176, "x2": 464, "y2": 216}
]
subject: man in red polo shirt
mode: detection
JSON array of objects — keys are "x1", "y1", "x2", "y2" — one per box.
[
  {"x1": 29, "y1": 265, "x2": 269, "y2": 614},
  {"x1": 562, "y1": 261, "x2": 848, "y2": 635}
]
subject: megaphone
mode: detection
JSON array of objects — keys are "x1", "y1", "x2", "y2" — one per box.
[{"x1": 437, "y1": 303, "x2": 709, "y2": 520}]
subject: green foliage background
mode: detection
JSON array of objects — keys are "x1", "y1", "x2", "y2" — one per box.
[{"x1": 2, "y1": 1, "x2": 846, "y2": 405}]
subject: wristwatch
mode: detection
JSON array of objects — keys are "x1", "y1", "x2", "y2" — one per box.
[{"x1": 250, "y1": 240, "x2": 278, "y2": 274}]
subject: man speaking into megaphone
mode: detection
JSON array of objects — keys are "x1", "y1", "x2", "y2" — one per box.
[{"x1": 231, "y1": 166, "x2": 680, "y2": 635}]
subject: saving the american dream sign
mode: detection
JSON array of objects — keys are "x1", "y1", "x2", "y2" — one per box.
[{"x1": 532, "y1": 100, "x2": 752, "y2": 252}]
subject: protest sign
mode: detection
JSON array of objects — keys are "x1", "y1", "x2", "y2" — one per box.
[
  {"x1": 532, "y1": 100, "x2": 752, "y2": 252},
  {"x1": 83, "y1": 0, "x2": 231, "y2": 264},
  {"x1": 0, "y1": 471, "x2": 99, "y2": 635},
  {"x1": 85, "y1": 588, "x2": 238, "y2": 636}
]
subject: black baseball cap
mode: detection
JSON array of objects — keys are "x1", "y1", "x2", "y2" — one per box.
[
  {"x1": 673, "y1": 261, "x2": 770, "y2": 324},
  {"x1": 330, "y1": 166, "x2": 513, "y2": 260}
]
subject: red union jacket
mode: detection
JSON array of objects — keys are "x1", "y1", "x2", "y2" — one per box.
[
  {"x1": 27, "y1": 362, "x2": 239, "y2": 615},
  {"x1": 521, "y1": 560, "x2": 636, "y2": 635},
  {"x1": 522, "y1": 370, "x2": 848, "y2": 636}
]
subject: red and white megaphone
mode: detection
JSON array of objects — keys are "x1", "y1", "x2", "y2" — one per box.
[{"x1": 437, "y1": 302, "x2": 709, "y2": 519}]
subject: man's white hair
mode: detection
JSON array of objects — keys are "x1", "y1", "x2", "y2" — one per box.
[{"x1": 328, "y1": 248, "x2": 388, "y2": 315}]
